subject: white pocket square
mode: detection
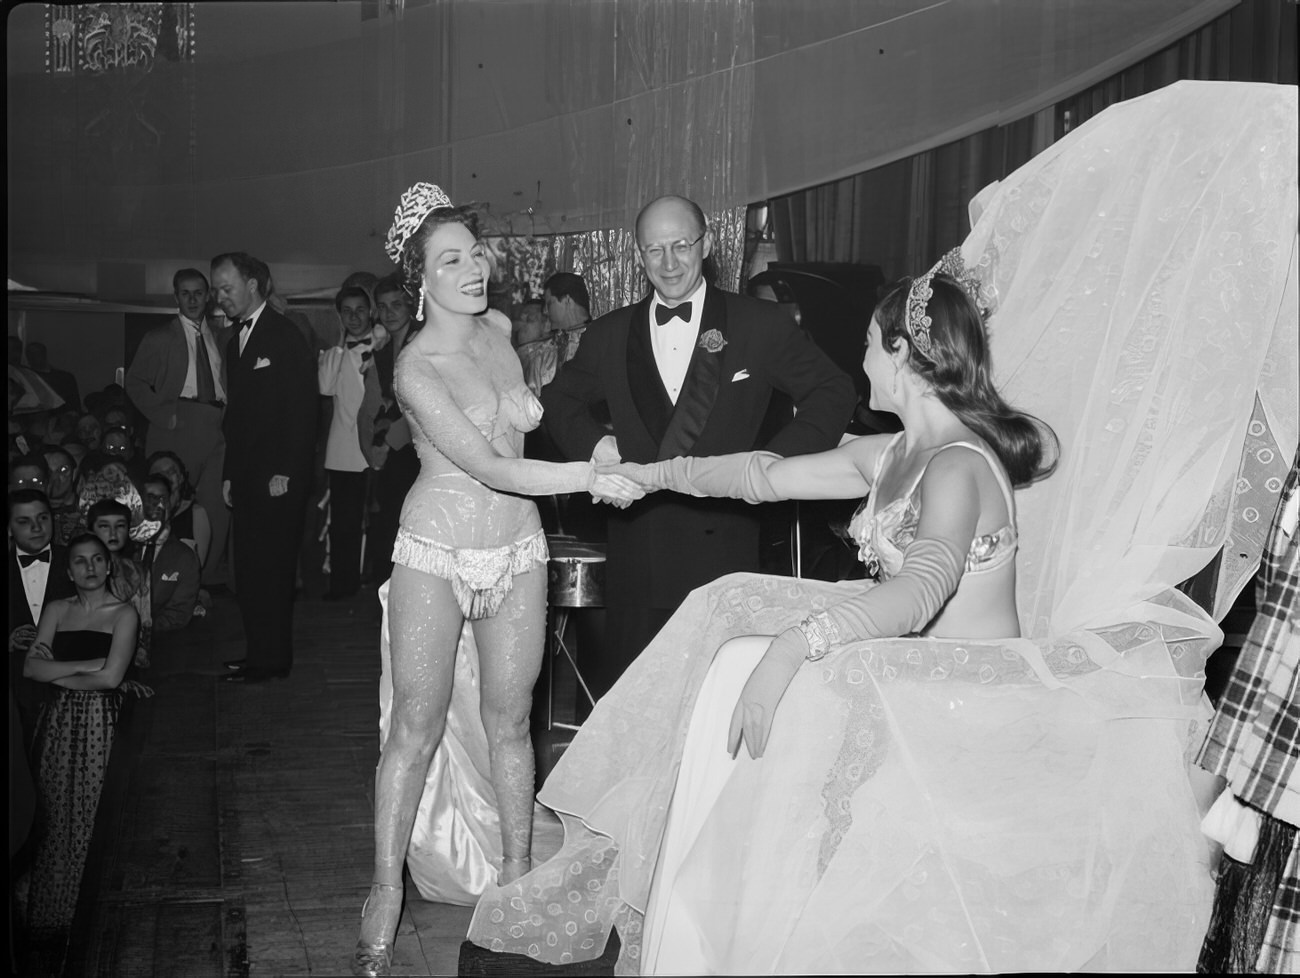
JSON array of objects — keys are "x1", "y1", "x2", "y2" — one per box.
[
  {"x1": 731, "y1": 369, "x2": 750, "y2": 382},
  {"x1": 161, "y1": 571, "x2": 179, "y2": 582},
  {"x1": 254, "y1": 357, "x2": 272, "y2": 369}
]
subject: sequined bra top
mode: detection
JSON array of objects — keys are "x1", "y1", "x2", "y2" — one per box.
[{"x1": 848, "y1": 434, "x2": 1018, "y2": 581}]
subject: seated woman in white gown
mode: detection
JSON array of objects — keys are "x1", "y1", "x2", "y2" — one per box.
[{"x1": 467, "y1": 80, "x2": 1299, "y2": 974}]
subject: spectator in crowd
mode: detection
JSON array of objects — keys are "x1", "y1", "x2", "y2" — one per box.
[
  {"x1": 74, "y1": 414, "x2": 102, "y2": 452},
  {"x1": 40, "y1": 447, "x2": 79, "y2": 546},
  {"x1": 147, "y1": 451, "x2": 212, "y2": 567},
  {"x1": 7, "y1": 489, "x2": 75, "y2": 745},
  {"x1": 125, "y1": 267, "x2": 231, "y2": 587},
  {"x1": 85, "y1": 496, "x2": 152, "y2": 670},
  {"x1": 214, "y1": 251, "x2": 317, "y2": 683},
  {"x1": 139, "y1": 474, "x2": 201, "y2": 635},
  {"x1": 60, "y1": 439, "x2": 87, "y2": 473},
  {"x1": 358, "y1": 273, "x2": 420, "y2": 589},
  {"x1": 512, "y1": 298, "x2": 558, "y2": 396},
  {"x1": 9, "y1": 454, "x2": 48, "y2": 493},
  {"x1": 23, "y1": 342, "x2": 81, "y2": 414},
  {"x1": 542, "y1": 271, "x2": 593, "y2": 363},
  {"x1": 100, "y1": 426, "x2": 134, "y2": 463},
  {"x1": 318, "y1": 285, "x2": 375, "y2": 600},
  {"x1": 20, "y1": 532, "x2": 139, "y2": 956}
]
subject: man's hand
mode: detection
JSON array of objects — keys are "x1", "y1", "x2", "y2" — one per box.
[
  {"x1": 268, "y1": 474, "x2": 290, "y2": 497},
  {"x1": 10, "y1": 626, "x2": 38, "y2": 655},
  {"x1": 369, "y1": 444, "x2": 390, "y2": 471},
  {"x1": 222, "y1": 480, "x2": 233, "y2": 508},
  {"x1": 590, "y1": 435, "x2": 621, "y2": 466},
  {"x1": 589, "y1": 472, "x2": 645, "y2": 509}
]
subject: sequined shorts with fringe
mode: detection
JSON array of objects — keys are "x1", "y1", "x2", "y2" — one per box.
[{"x1": 392, "y1": 527, "x2": 548, "y2": 620}]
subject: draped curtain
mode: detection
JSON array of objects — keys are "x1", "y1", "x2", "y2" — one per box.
[{"x1": 771, "y1": 0, "x2": 1298, "y2": 280}]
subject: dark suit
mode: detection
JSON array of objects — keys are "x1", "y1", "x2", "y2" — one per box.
[
  {"x1": 125, "y1": 316, "x2": 231, "y2": 583},
  {"x1": 147, "y1": 536, "x2": 202, "y2": 634},
  {"x1": 541, "y1": 285, "x2": 855, "y2": 694},
  {"x1": 8, "y1": 544, "x2": 75, "y2": 743},
  {"x1": 223, "y1": 306, "x2": 318, "y2": 676}
]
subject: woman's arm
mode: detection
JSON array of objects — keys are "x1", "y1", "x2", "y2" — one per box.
[
  {"x1": 612, "y1": 433, "x2": 891, "y2": 504},
  {"x1": 398, "y1": 356, "x2": 639, "y2": 500},
  {"x1": 23, "y1": 602, "x2": 85, "y2": 682},
  {"x1": 52, "y1": 605, "x2": 138, "y2": 690}
]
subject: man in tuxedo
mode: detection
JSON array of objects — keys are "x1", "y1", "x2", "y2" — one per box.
[
  {"x1": 7, "y1": 489, "x2": 74, "y2": 742},
  {"x1": 125, "y1": 268, "x2": 231, "y2": 585},
  {"x1": 140, "y1": 474, "x2": 201, "y2": 635},
  {"x1": 213, "y1": 252, "x2": 317, "y2": 683},
  {"x1": 541, "y1": 194, "x2": 856, "y2": 697},
  {"x1": 318, "y1": 285, "x2": 375, "y2": 601}
]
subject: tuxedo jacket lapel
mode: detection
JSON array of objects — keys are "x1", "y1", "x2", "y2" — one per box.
[
  {"x1": 626, "y1": 297, "x2": 674, "y2": 447},
  {"x1": 657, "y1": 286, "x2": 728, "y2": 460}
]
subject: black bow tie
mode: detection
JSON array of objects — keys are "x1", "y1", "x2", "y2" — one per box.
[
  {"x1": 655, "y1": 302, "x2": 692, "y2": 326},
  {"x1": 19, "y1": 549, "x2": 50, "y2": 567},
  {"x1": 346, "y1": 337, "x2": 373, "y2": 349},
  {"x1": 231, "y1": 317, "x2": 253, "y2": 331}
]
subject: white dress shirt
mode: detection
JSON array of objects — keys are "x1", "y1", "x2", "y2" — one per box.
[
  {"x1": 649, "y1": 280, "x2": 707, "y2": 404},
  {"x1": 236, "y1": 301, "x2": 269, "y2": 356},
  {"x1": 319, "y1": 335, "x2": 372, "y2": 472},
  {"x1": 178, "y1": 314, "x2": 228, "y2": 401},
  {"x1": 17, "y1": 547, "x2": 52, "y2": 625}
]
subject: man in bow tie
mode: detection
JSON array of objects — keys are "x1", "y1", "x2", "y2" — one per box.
[
  {"x1": 318, "y1": 284, "x2": 376, "y2": 601},
  {"x1": 124, "y1": 268, "x2": 232, "y2": 585},
  {"x1": 541, "y1": 194, "x2": 855, "y2": 699},
  {"x1": 212, "y1": 251, "x2": 318, "y2": 684},
  {"x1": 7, "y1": 489, "x2": 74, "y2": 744}
]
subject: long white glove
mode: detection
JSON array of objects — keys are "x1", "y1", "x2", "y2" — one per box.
[
  {"x1": 728, "y1": 536, "x2": 965, "y2": 760},
  {"x1": 615, "y1": 452, "x2": 786, "y2": 504}
]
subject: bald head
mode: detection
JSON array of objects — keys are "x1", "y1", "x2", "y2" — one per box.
[{"x1": 635, "y1": 195, "x2": 707, "y2": 243}]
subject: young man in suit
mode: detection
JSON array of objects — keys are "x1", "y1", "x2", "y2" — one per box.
[
  {"x1": 125, "y1": 268, "x2": 231, "y2": 585},
  {"x1": 213, "y1": 252, "x2": 318, "y2": 684},
  {"x1": 140, "y1": 474, "x2": 201, "y2": 635},
  {"x1": 541, "y1": 194, "x2": 856, "y2": 698},
  {"x1": 7, "y1": 489, "x2": 74, "y2": 741}
]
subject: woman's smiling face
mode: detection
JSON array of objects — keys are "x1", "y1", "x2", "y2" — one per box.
[{"x1": 421, "y1": 221, "x2": 490, "y2": 318}]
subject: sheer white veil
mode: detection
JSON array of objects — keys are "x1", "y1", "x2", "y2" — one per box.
[{"x1": 964, "y1": 81, "x2": 1298, "y2": 656}]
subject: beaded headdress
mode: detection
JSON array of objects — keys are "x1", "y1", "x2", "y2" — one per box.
[
  {"x1": 384, "y1": 182, "x2": 453, "y2": 263},
  {"x1": 904, "y1": 247, "x2": 987, "y2": 356}
]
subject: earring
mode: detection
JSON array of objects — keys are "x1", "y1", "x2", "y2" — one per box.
[{"x1": 416, "y1": 284, "x2": 425, "y2": 321}]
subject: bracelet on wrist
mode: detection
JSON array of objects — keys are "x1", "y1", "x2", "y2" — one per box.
[{"x1": 798, "y1": 611, "x2": 841, "y2": 661}]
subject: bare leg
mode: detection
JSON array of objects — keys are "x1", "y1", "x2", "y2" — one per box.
[
  {"x1": 354, "y1": 565, "x2": 462, "y2": 975},
  {"x1": 472, "y1": 563, "x2": 547, "y2": 883}
]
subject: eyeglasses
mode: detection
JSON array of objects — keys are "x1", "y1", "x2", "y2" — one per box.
[{"x1": 639, "y1": 231, "x2": 706, "y2": 264}]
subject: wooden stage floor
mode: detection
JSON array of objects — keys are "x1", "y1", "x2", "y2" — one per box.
[{"x1": 69, "y1": 588, "x2": 580, "y2": 978}]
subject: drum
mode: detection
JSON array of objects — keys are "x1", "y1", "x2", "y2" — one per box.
[{"x1": 546, "y1": 537, "x2": 606, "y2": 609}]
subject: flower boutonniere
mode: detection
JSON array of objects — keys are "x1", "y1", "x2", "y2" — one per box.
[{"x1": 697, "y1": 329, "x2": 727, "y2": 354}]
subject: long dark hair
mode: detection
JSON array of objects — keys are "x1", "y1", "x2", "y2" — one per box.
[
  {"x1": 876, "y1": 275, "x2": 1058, "y2": 487},
  {"x1": 398, "y1": 204, "x2": 482, "y2": 320}
]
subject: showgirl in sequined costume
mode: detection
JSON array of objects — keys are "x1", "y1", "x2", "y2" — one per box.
[{"x1": 351, "y1": 185, "x2": 642, "y2": 977}]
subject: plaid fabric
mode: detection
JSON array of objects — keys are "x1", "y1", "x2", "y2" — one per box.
[
  {"x1": 1198, "y1": 451, "x2": 1300, "y2": 823},
  {"x1": 1258, "y1": 829, "x2": 1300, "y2": 973}
]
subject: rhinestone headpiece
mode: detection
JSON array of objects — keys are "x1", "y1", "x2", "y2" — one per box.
[
  {"x1": 904, "y1": 248, "x2": 985, "y2": 356},
  {"x1": 384, "y1": 182, "x2": 453, "y2": 263}
]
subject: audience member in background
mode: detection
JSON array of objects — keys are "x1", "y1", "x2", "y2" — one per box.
[
  {"x1": 74, "y1": 414, "x2": 102, "y2": 452},
  {"x1": 7, "y1": 489, "x2": 75, "y2": 746},
  {"x1": 9, "y1": 454, "x2": 48, "y2": 494},
  {"x1": 23, "y1": 342, "x2": 81, "y2": 415},
  {"x1": 60, "y1": 439, "x2": 87, "y2": 473},
  {"x1": 45, "y1": 409, "x2": 79, "y2": 449},
  {"x1": 542, "y1": 271, "x2": 593, "y2": 364},
  {"x1": 139, "y1": 474, "x2": 201, "y2": 635},
  {"x1": 125, "y1": 268, "x2": 231, "y2": 585},
  {"x1": 319, "y1": 285, "x2": 376, "y2": 601},
  {"x1": 40, "y1": 447, "x2": 79, "y2": 546},
  {"x1": 20, "y1": 533, "x2": 139, "y2": 959},
  {"x1": 100, "y1": 425, "x2": 134, "y2": 464},
  {"x1": 86, "y1": 497, "x2": 152, "y2": 670},
  {"x1": 358, "y1": 273, "x2": 421, "y2": 589},
  {"x1": 214, "y1": 251, "x2": 317, "y2": 683},
  {"x1": 147, "y1": 451, "x2": 212, "y2": 567},
  {"x1": 512, "y1": 298, "x2": 557, "y2": 396}
]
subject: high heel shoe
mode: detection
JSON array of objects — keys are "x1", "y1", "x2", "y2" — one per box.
[{"x1": 351, "y1": 882, "x2": 402, "y2": 977}]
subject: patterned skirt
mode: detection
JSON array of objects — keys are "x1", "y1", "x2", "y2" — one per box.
[{"x1": 24, "y1": 687, "x2": 124, "y2": 940}]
